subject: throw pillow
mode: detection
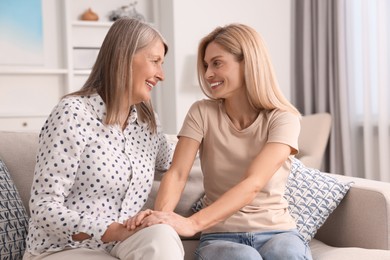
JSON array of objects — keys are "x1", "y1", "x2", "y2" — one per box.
[
  {"x1": 192, "y1": 158, "x2": 352, "y2": 243},
  {"x1": 285, "y1": 158, "x2": 352, "y2": 242},
  {"x1": 0, "y1": 159, "x2": 29, "y2": 259}
]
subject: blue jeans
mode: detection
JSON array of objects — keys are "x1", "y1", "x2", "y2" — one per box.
[{"x1": 195, "y1": 229, "x2": 312, "y2": 260}]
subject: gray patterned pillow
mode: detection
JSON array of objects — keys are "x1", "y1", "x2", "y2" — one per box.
[
  {"x1": 285, "y1": 158, "x2": 352, "y2": 242},
  {"x1": 0, "y1": 159, "x2": 29, "y2": 259}
]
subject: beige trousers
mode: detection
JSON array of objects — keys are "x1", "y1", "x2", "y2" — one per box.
[{"x1": 23, "y1": 224, "x2": 184, "y2": 260}]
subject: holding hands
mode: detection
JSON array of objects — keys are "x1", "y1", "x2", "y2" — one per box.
[
  {"x1": 124, "y1": 209, "x2": 198, "y2": 237},
  {"x1": 124, "y1": 209, "x2": 154, "y2": 230}
]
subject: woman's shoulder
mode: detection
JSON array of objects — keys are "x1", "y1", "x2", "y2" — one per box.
[
  {"x1": 58, "y1": 94, "x2": 87, "y2": 107},
  {"x1": 189, "y1": 98, "x2": 220, "y2": 111},
  {"x1": 186, "y1": 99, "x2": 220, "y2": 119},
  {"x1": 193, "y1": 98, "x2": 219, "y2": 106},
  {"x1": 264, "y1": 109, "x2": 300, "y2": 125},
  {"x1": 266, "y1": 108, "x2": 299, "y2": 117},
  {"x1": 59, "y1": 94, "x2": 101, "y2": 111},
  {"x1": 49, "y1": 95, "x2": 95, "y2": 119}
]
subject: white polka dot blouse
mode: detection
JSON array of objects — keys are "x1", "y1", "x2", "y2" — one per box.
[{"x1": 25, "y1": 93, "x2": 173, "y2": 254}]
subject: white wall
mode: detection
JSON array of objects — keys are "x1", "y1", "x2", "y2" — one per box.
[
  {"x1": 155, "y1": 0, "x2": 292, "y2": 134},
  {"x1": 0, "y1": 0, "x2": 291, "y2": 133}
]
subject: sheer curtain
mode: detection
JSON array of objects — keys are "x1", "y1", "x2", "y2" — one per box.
[
  {"x1": 291, "y1": 0, "x2": 390, "y2": 182},
  {"x1": 345, "y1": 0, "x2": 390, "y2": 181}
]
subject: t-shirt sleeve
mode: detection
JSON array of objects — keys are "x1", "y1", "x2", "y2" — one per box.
[
  {"x1": 267, "y1": 111, "x2": 301, "y2": 155},
  {"x1": 178, "y1": 101, "x2": 205, "y2": 143}
]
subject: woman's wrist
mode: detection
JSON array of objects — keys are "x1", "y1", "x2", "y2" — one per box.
[
  {"x1": 72, "y1": 232, "x2": 91, "y2": 241},
  {"x1": 188, "y1": 215, "x2": 203, "y2": 234},
  {"x1": 101, "y1": 222, "x2": 136, "y2": 242},
  {"x1": 72, "y1": 222, "x2": 138, "y2": 243}
]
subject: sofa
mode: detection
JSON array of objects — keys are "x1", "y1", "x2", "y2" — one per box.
[{"x1": 1, "y1": 129, "x2": 390, "y2": 260}]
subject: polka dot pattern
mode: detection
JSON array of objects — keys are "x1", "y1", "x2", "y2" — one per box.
[{"x1": 25, "y1": 93, "x2": 173, "y2": 254}]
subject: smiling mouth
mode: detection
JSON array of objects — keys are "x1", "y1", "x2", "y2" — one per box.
[
  {"x1": 146, "y1": 81, "x2": 154, "y2": 90},
  {"x1": 210, "y1": 81, "x2": 223, "y2": 89}
]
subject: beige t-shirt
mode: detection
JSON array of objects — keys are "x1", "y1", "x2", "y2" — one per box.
[{"x1": 179, "y1": 99, "x2": 300, "y2": 233}]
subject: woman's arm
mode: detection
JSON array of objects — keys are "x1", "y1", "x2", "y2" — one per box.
[
  {"x1": 189, "y1": 142, "x2": 291, "y2": 231},
  {"x1": 154, "y1": 136, "x2": 200, "y2": 211},
  {"x1": 124, "y1": 136, "x2": 199, "y2": 230},
  {"x1": 140, "y1": 142, "x2": 292, "y2": 236},
  {"x1": 30, "y1": 99, "x2": 121, "y2": 242},
  {"x1": 73, "y1": 222, "x2": 140, "y2": 242}
]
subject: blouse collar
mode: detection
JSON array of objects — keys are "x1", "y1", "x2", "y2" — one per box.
[{"x1": 85, "y1": 93, "x2": 139, "y2": 125}]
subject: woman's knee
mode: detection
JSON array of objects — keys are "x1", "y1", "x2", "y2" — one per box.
[
  {"x1": 145, "y1": 224, "x2": 184, "y2": 254},
  {"x1": 112, "y1": 224, "x2": 184, "y2": 260},
  {"x1": 259, "y1": 232, "x2": 311, "y2": 260},
  {"x1": 196, "y1": 240, "x2": 261, "y2": 260},
  {"x1": 148, "y1": 224, "x2": 180, "y2": 241}
]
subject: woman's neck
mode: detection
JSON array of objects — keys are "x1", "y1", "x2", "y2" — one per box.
[
  {"x1": 119, "y1": 103, "x2": 132, "y2": 131},
  {"x1": 223, "y1": 96, "x2": 259, "y2": 130}
]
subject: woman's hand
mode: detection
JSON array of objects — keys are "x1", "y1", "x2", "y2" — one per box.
[
  {"x1": 73, "y1": 222, "x2": 141, "y2": 243},
  {"x1": 72, "y1": 232, "x2": 91, "y2": 241},
  {"x1": 123, "y1": 209, "x2": 154, "y2": 231},
  {"x1": 140, "y1": 211, "x2": 199, "y2": 237},
  {"x1": 101, "y1": 222, "x2": 140, "y2": 242}
]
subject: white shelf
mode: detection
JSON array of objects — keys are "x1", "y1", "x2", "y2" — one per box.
[
  {"x1": 0, "y1": 0, "x2": 158, "y2": 132},
  {"x1": 72, "y1": 21, "x2": 113, "y2": 27},
  {"x1": 0, "y1": 116, "x2": 47, "y2": 132},
  {"x1": 74, "y1": 70, "x2": 92, "y2": 75},
  {"x1": 72, "y1": 20, "x2": 156, "y2": 29},
  {"x1": 0, "y1": 113, "x2": 49, "y2": 118},
  {"x1": 0, "y1": 69, "x2": 68, "y2": 75}
]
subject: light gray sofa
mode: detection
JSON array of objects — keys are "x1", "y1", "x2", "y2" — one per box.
[{"x1": 1, "y1": 130, "x2": 390, "y2": 260}]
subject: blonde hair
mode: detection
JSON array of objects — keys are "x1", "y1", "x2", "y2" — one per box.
[
  {"x1": 197, "y1": 23, "x2": 300, "y2": 116},
  {"x1": 66, "y1": 18, "x2": 168, "y2": 133}
]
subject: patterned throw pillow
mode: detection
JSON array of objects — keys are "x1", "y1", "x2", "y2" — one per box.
[
  {"x1": 0, "y1": 159, "x2": 29, "y2": 259},
  {"x1": 192, "y1": 158, "x2": 352, "y2": 243},
  {"x1": 285, "y1": 158, "x2": 352, "y2": 242}
]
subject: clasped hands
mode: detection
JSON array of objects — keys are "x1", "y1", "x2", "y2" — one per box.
[{"x1": 123, "y1": 209, "x2": 198, "y2": 237}]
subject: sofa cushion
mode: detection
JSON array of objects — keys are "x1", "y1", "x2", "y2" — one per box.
[
  {"x1": 0, "y1": 131, "x2": 39, "y2": 215},
  {"x1": 309, "y1": 238, "x2": 390, "y2": 260},
  {"x1": 0, "y1": 159, "x2": 29, "y2": 259},
  {"x1": 285, "y1": 158, "x2": 352, "y2": 242}
]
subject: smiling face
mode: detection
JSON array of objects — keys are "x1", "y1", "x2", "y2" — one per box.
[
  {"x1": 130, "y1": 39, "x2": 165, "y2": 105},
  {"x1": 203, "y1": 41, "x2": 245, "y2": 100}
]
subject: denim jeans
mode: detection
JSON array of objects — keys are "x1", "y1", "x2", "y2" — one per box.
[{"x1": 195, "y1": 229, "x2": 312, "y2": 260}]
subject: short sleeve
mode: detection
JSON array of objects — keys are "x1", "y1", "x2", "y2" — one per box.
[
  {"x1": 267, "y1": 111, "x2": 301, "y2": 154},
  {"x1": 178, "y1": 101, "x2": 205, "y2": 143}
]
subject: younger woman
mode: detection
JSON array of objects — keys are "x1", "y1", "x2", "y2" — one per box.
[{"x1": 129, "y1": 23, "x2": 312, "y2": 260}]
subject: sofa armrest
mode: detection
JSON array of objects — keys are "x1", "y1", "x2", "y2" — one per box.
[{"x1": 314, "y1": 174, "x2": 390, "y2": 250}]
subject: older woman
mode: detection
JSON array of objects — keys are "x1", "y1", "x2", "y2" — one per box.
[{"x1": 24, "y1": 18, "x2": 183, "y2": 260}]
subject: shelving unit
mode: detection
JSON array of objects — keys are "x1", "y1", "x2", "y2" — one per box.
[
  {"x1": 0, "y1": 0, "x2": 158, "y2": 132},
  {"x1": 0, "y1": 69, "x2": 68, "y2": 75},
  {"x1": 64, "y1": 0, "x2": 158, "y2": 93}
]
